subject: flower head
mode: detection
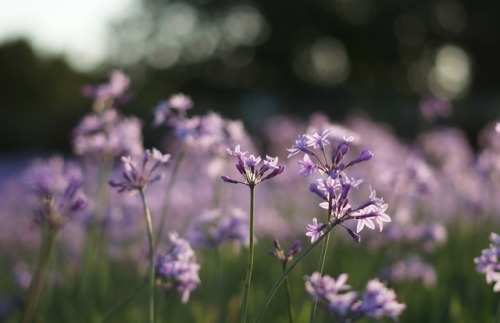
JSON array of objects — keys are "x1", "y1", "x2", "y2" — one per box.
[
  {"x1": 186, "y1": 208, "x2": 250, "y2": 249},
  {"x1": 109, "y1": 148, "x2": 170, "y2": 192},
  {"x1": 221, "y1": 145, "x2": 285, "y2": 187},
  {"x1": 304, "y1": 272, "x2": 405, "y2": 321},
  {"x1": 306, "y1": 218, "x2": 325, "y2": 243},
  {"x1": 24, "y1": 156, "x2": 87, "y2": 229},
  {"x1": 82, "y1": 70, "x2": 131, "y2": 110},
  {"x1": 155, "y1": 232, "x2": 201, "y2": 303},
  {"x1": 353, "y1": 279, "x2": 406, "y2": 320},
  {"x1": 72, "y1": 109, "x2": 143, "y2": 159},
  {"x1": 474, "y1": 232, "x2": 500, "y2": 292}
]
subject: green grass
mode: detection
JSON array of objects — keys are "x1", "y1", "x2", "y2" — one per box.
[{"x1": 1, "y1": 219, "x2": 499, "y2": 323}]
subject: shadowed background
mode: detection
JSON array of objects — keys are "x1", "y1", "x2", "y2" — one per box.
[{"x1": 1, "y1": 0, "x2": 499, "y2": 153}]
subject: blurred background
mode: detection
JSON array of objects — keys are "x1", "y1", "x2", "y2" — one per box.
[{"x1": 1, "y1": 0, "x2": 500, "y2": 153}]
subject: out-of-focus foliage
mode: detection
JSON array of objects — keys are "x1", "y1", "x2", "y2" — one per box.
[{"x1": 0, "y1": 40, "x2": 89, "y2": 152}]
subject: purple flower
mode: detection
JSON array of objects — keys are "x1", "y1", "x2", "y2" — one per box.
[
  {"x1": 353, "y1": 279, "x2": 406, "y2": 320},
  {"x1": 169, "y1": 93, "x2": 193, "y2": 111},
  {"x1": 304, "y1": 272, "x2": 357, "y2": 318},
  {"x1": 306, "y1": 129, "x2": 331, "y2": 151},
  {"x1": 474, "y1": 232, "x2": 500, "y2": 292},
  {"x1": 72, "y1": 109, "x2": 143, "y2": 159},
  {"x1": 155, "y1": 232, "x2": 201, "y2": 303},
  {"x1": 221, "y1": 145, "x2": 285, "y2": 187},
  {"x1": 109, "y1": 148, "x2": 170, "y2": 192},
  {"x1": 24, "y1": 156, "x2": 87, "y2": 229},
  {"x1": 82, "y1": 70, "x2": 131, "y2": 109},
  {"x1": 287, "y1": 134, "x2": 314, "y2": 158},
  {"x1": 298, "y1": 154, "x2": 317, "y2": 176},
  {"x1": 306, "y1": 218, "x2": 325, "y2": 243},
  {"x1": 186, "y1": 208, "x2": 250, "y2": 249},
  {"x1": 419, "y1": 96, "x2": 452, "y2": 121},
  {"x1": 305, "y1": 272, "x2": 405, "y2": 321}
]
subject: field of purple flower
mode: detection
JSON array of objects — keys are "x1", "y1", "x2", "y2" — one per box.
[{"x1": 0, "y1": 71, "x2": 498, "y2": 322}]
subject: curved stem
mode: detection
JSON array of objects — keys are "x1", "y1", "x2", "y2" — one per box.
[
  {"x1": 310, "y1": 196, "x2": 333, "y2": 322},
  {"x1": 140, "y1": 189, "x2": 155, "y2": 323},
  {"x1": 241, "y1": 185, "x2": 256, "y2": 323},
  {"x1": 155, "y1": 145, "x2": 186, "y2": 248},
  {"x1": 21, "y1": 227, "x2": 58, "y2": 323},
  {"x1": 253, "y1": 219, "x2": 340, "y2": 323}
]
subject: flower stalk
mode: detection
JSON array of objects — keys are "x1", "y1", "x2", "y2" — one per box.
[
  {"x1": 241, "y1": 184, "x2": 255, "y2": 323},
  {"x1": 254, "y1": 219, "x2": 340, "y2": 323},
  {"x1": 140, "y1": 189, "x2": 155, "y2": 323},
  {"x1": 21, "y1": 227, "x2": 58, "y2": 323}
]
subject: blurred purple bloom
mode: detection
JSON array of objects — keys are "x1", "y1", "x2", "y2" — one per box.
[
  {"x1": 186, "y1": 208, "x2": 250, "y2": 249},
  {"x1": 24, "y1": 156, "x2": 87, "y2": 229},
  {"x1": 353, "y1": 279, "x2": 406, "y2": 320},
  {"x1": 155, "y1": 232, "x2": 201, "y2": 303},
  {"x1": 381, "y1": 256, "x2": 437, "y2": 287},
  {"x1": 169, "y1": 93, "x2": 193, "y2": 111},
  {"x1": 82, "y1": 70, "x2": 131, "y2": 109},
  {"x1": 306, "y1": 218, "x2": 325, "y2": 243},
  {"x1": 304, "y1": 272, "x2": 357, "y2": 318},
  {"x1": 221, "y1": 145, "x2": 285, "y2": 187},
  {"x1": 73, "y1": 109, "x2": 143, "y2": 159},
  {"x1": 419, "y1": 96, "x2": 452, "y2": 121},
  {"x1": 474, "y1": 232, "x2": 500, "y2": 292},
  {"x1": 305, "y1": 272, "x2": 405, "y2": 321},
  {"x1": 109, "y1": 148, "x2": 170, "y2": 192}
]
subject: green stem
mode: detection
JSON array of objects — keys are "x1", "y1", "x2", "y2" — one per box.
[
  {"x1": 253, "y1": 219, "x2": 340, "y2": 323},
  {"x1": 310, "y1": 197, "x2": 333, "y2": 322},
  {"x1": 241, "y1": 185, "x2": 256, "y2": 323},
  {"x1": 21, "y1": 227, "x2": 58, "y2": 323},
  {"x1": 155, "y1": 146, "x2": 186, "y2": 248},
  {"x1": 283, "y1": 263, "x2": 294, "y2": 323},
  {"x1": 140, "y1": 189, "x2": 155, "y2": 323}
]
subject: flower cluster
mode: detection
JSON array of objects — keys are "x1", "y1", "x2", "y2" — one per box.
[
  {"x1": 186, "y1": 208, "x2": 251, "y2": 249},
  {"x1": 155, "y1": 232, "x2": 201, "y2": 303},
  {"x1": 289, "y1": 129, "x2": 390, "y2": 243},
  {"x1": 304, "y1": 272, "x2": 405, "y2": 321},
  {"x1": 155, "y1": 95, "x2": 247, "y2": 154},
  {"x1": 221, "y1": 145, "x2": 285, "y2": 187},
  {"x1": 82, "y1": 70, "x2": 131, "y2": 111},
  {"x1": 109, "y1": 148, "x2": 170, "y2": 192},
  {"x1": 24, "y1": 156, "x2": 87, "y2": 229},
  {"x1": 73, "y1": 109, "x2": 143, "y2": 159},
  {"x1": 474, "y1": 232, "x2": 500, "y2": 292}
]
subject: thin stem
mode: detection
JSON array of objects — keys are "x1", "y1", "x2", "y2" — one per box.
[
  {"x1": 241, "y1": 185, "x2": 256, "y2": 323},
  {"x1": 155, "y1": 145, "x2": 186, "y2": 248},
  {"x1": 253, "y1": 219, "x2": 340, "y2": 323},
  {"x1": 310, "y1": 196, "x2": 333, "y2": 322},
  {"x1": 283, "y1": 263, "x2": 294, "y2": 323},
  {"x1": 99, "y1": 279, "x2": 147, "y2": 322},
  {"x1": 21, "y1": 227, "x2": 58, "y2": 323},
  {"x1": 140, "y1": 189, "x2": 155, "y2": 323}
]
